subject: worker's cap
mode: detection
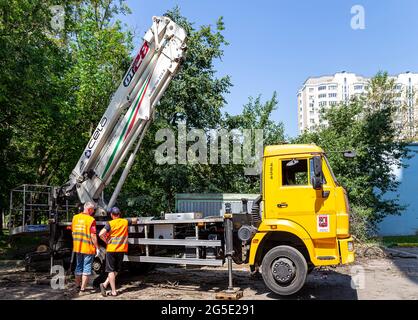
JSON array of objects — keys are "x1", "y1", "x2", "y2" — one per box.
[{"x1": 109, "y1": 207, "x2": 121, "y2": 215}]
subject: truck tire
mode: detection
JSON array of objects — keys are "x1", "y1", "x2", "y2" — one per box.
[
  {"x1": 91, "y1": 256, "x2": 107, "y2": 288},
  {"x1": 261, "y1": 245, "x2": 308, "y2": 296}
]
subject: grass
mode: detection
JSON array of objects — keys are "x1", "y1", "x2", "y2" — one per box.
[
  {"x1": 381, "y1": 235, "x2": 418, "y2": 248},
  {"x1": 0, "y1": 229, "x2": 14, "y2": 260}
]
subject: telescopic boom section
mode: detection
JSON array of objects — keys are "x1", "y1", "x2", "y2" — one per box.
[{"x1": 62, "y1": 16, "x2": 187, "y2": 209}]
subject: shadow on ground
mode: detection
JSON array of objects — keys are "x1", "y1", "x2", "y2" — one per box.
[
  {"x1": 109, "y1": 265, "x2": 358, "y2": 300},
  {"x1": 0, "y1": 263, "x2": 358, "y2": 300},
  {"x1": 381, "y1": 247, "x2": 418, "y2": 287},
  {"x1": 0, "y1": 270, "x2": 70, "y2": 300}
]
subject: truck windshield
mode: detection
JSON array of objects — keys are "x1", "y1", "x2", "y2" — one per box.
[{"x1": 324, "y1": 156, "x2": 339, "y2": 186}]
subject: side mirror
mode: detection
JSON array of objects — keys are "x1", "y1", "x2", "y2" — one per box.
[{"x1": 311, "y1": 156, "x2": 323, "y2": 190}]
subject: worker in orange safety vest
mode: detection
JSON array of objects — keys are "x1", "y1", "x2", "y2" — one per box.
[
  {"x1": 98, "y1": 207, "x2": 138, "y2": 297},
  {"x1": 71, "y1": 201, "x2": 100, "y2": 293}
]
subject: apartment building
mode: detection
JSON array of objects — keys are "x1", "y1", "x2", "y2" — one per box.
[{"x1": 297, "y1": 71, "x2": 418, "y2": 139}]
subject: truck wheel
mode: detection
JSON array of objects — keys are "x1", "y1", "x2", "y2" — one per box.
[
  {"x1": 92, "y1": 256, "x2": 107, "y2": 288},
  {"x1": 261, "y1": 245, "x2": 308, "y2": 296},
  {"x1": 92, "y1": 256, "x2": 105, "y2": 274}
]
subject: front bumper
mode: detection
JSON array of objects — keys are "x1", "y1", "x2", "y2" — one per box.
[{"x1": 338, "y1": 237, "x2": 355, "y2": 264}]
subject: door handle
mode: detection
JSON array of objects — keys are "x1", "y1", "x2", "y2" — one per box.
[{"x1": 277, "y1": 202, "x2": 288, "y2": 208}]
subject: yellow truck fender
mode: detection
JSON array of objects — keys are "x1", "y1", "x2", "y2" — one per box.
[{"x1": 248, "y1": 219, "x2": 315, "y2": 266}]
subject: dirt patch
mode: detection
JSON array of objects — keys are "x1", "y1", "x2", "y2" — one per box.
[
  {"x1": 0, "y1": 255, "x2": 417, "y2": 300},
  {"x1": 0, "y1": 266, "x2": 72, "y2": 300}
]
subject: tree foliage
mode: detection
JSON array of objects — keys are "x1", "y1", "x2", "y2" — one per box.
[
  {"x1": 0, "y1": 2, "x2": 284, "y2": 221},
  {"x1": 117, "y1": 9, "x2": 285, "y2": 214},
  {"x1": 1, "y1": 1, "x2": 70, "y2": 233},
  {"x1": 0, "y1": 1, "x2": 408, "y2": 240},
  {"x1": 0, "y1": 0, "x2": 133, "y2": 229},
  {"x1": 295, "y1": 72, "x2": 410, "y2": 237}
]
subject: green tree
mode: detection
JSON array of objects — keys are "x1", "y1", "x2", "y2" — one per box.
[
  {"x1": 295, "y1": 72, "x2": 410, "y2": 238},
  {"x1": 219, "y1": 92, "x2": 284, "y2": 193},
  {"x1": 116, "y1": 8, "x2": 232, "y2": 214},
  {"x1": 116, "y1": 9, "x2": 285, "y2": 216},
  {"x1": 0, "y1": 2, "x2": 282, "y2": 226},
  {"x1": 55, "y1": 0, "x2": 133, "y2": 184},
  {"x1": 0, "y1": 0, "x2": 133, "y2": 229},
  {"x1": 0, "y1": 0, "x2": 71, "y2": 232}
]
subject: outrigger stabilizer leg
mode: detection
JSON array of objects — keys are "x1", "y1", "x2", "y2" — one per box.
[{"x1": 215, "y1": 208, "x2": 243, "y2": 300}]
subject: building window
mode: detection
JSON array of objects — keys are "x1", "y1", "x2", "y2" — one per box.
[
  {"x1": 309, "y1": 95, "x2": 314, "y2": 100},
  {"x1": 309, "y1": 87, "x2": 314, "y2": 92},
  {"x1": 354, "y1": 85, "x2": 363, "y2": 90},
  {"x1": 319, "y1": 101, "x2": 327, "y2": 107},
  {"x1": 329, "y1": 101, "x2": 337, "y2": 106},
  {"x1": 328, "y1": 93, "x2": 337, "y2": 98},
  {"x1": 328, "y1": 85, "x2": 337, "y2": 90},
  {"x1": 318, "y1": 93, "x2": 326, "y2": 98},
  {"x1": 395, "y1": 84, "x2": 402, "y2": 90},
  {"x1": 318, "y1": 85, "x2": 326, "y2": 91}
]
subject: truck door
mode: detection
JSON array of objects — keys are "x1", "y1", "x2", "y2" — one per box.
[{"x1": 264, "y1": 155, "x2": 336, "y2": 239}]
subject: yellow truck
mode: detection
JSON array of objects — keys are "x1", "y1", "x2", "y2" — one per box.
[
  {"x1": 49, "y1": 143, "x2": 355, "y2": 296},
  {"x1": 246, "y1": 144, "x2": 355, "y2": 295}
]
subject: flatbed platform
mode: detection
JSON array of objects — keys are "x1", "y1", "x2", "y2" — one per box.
[
  {"x1": 57, "y1": 216, "x2": 224, "y2": 226},
  {"x1": 10, "y1": 224, "x2": 49, "y2": 237}
]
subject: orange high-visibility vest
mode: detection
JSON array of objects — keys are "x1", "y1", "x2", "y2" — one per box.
[
  {"x1": 106, "y1": 218, "x2": 129, "y2": 253},
  {"x1": 71, "y1": 213, "x2": 96, "y2": 255}
]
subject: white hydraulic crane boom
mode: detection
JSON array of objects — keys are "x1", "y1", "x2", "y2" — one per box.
[{"x1": 60, "y1": 16, "x2": 187, "y2": 211}]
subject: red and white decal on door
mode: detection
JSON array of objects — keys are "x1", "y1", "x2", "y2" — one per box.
[{"x1": 317, "y1": 215, "x2": 330, "y2": 233}]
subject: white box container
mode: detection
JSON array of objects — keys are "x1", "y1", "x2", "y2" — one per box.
[
  {"x1": 164, "y1": 212, "x2": 203, "y2": 220},
  {"x1": 154, "y1": 224, "x2": 174, "y2": 239}
]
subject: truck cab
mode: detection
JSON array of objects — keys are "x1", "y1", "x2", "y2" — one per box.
[{"x1": 248, "y1": 144, "x2": 354, "y2": 295}]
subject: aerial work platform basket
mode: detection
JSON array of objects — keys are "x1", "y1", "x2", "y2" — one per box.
[{"x1": 8, "y1": 184, "x2": 77, "y2": 237}]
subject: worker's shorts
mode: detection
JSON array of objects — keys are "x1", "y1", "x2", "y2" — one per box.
[
  {"x1": 105, "y1": 252, "x2": 124, "y2": 273},
  {"x1": 75, "y1": 253, "x2": 94, "y2": 276}
]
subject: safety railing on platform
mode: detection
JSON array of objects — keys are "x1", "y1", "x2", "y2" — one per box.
[{"x1": 9, "y1": 184, "x2": 77, "y2": 236}]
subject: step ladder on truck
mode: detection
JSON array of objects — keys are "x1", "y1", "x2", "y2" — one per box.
[{"x1": 49, "y1": 15, "x2": 355, "y2": 297}]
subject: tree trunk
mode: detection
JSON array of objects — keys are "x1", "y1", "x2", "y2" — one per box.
[{"x1": 0, "y1": 208, "x2": 4, "y2": 236}]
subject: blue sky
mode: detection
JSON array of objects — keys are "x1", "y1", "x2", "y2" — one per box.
[{"x1": 119, "y1": 0, "x2": 418, "y2": 138}]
